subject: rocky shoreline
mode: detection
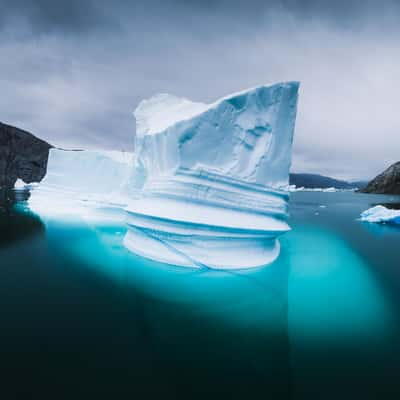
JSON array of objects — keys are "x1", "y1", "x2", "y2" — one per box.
[
  {"x1": 0, "y1": 122, "x2": 51, "y2": 189},
  {"x1": 360, "y1": 162, "x2": 400, "y2": 195}
]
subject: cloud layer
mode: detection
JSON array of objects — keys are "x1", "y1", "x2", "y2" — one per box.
[{"x1": 1, "y1": 0, "x2": 399, "y2": 179}]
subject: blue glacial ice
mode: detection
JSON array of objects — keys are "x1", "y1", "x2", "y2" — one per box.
[
  {"x1": 124, "y1": 82, "x2": 299, "y2": 269},
  {"x1": 29, "y1": 82, "x2": 299, "y2": 269}
]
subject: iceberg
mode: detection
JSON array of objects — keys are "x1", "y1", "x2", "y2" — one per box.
[
  {"x1": 288, "y1": 186, "x2": 340, "y2": 192},
  {"x1": 360, "y1": 205, "x2": 400, "y2": 225},
  {"x1": 28, "y1": 149, "x2": 133, "y2": 219},
  {"x1": 124, "y1": 82, "x2": 299, "y2": 269},
  {"x1": 28, "y1": 82, "x2": 299, "y2": 269}
]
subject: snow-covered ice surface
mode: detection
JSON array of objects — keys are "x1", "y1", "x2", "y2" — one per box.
[
  {"x1": 125, "y1": 82, "x2": 299, "y2": 269},
  {"x1": 39, "y1": 149, "x2": 133, "y2": 196},
  {"x1": 28, "y1": 148, "x2": 133, "y2": 221},
  {"x1": 360, "y1": 205, "x2": 400, "y2": 225}
]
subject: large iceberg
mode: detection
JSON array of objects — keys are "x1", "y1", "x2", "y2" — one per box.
[
  {"x1": 360, "y1": 205, "x2": 400, "y2": 225},
  {"x1": 28, "y1": 82, "x2": 299, "y2": 269},
  {"x1": 124, "y1": 82, "x2": 299, "y2": 269}
]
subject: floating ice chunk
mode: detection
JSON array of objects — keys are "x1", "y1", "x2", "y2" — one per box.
[
  {"x1": 124, "y1": 82, "x2": 300, "y2": 269},
  {"x1": 290, "y1": 187, "x2": 339, "y2": 192},
  {"x1": 287, "y1": 184, "x2": 305, "y2": 192},
  {"x1": 14, "y1": 178, "x2": 27, "y2": 190},
  {"x1": 360, "y1": 205, "x2": 400, "y2": 224}
]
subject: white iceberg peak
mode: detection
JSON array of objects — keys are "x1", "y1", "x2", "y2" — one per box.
[
  {"x1": 134, "y1": 82, "x2": 299, "y2": 188},
  {"x1": 134, "y1": 93, "x2": 208, "y2": 137}
]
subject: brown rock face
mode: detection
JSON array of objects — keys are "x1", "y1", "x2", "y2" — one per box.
[
  {"x1": 0, "y1": 122, "x2": 52, "y2": 189},
  {"x1": 360, "y1": 161, "x2": 400, "y2": 195}
]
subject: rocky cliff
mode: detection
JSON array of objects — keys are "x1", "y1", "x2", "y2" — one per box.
[
  {"x1": 0, "y1": 122, "x2": 52, "y2": 189},
  {"x1": 360, "y1": 162, "x2": 400, "y2": 194}
]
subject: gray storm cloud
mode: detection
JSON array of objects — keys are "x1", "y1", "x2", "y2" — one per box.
[{"x1": 1, "y1": 0, "x2": 399, "y2": 179}]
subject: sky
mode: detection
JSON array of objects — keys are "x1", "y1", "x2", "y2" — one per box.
[{"x1": 1, "y1": 0, "x2": 399, "y2": 180}]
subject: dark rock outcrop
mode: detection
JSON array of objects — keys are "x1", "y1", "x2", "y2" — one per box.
[
  {"x1": 360, "y1": 162, "x2": 400, "y2": 194},
  {"x1": 0, "y1": 122, "x2": 52, "y2": 189}
]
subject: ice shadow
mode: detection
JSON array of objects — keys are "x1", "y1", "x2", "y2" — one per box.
[{"x1": 0, "y1": 189, "x2": 45, "y2": 247}]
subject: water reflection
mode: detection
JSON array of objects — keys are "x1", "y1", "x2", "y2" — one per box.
[
  {"x1": 0, "y1": 188, "x2": 30, "y2": 209},
  {"x1": 362, "y1": 220, "x2": 400, "y2": 236},
  {"x1": 0, "y1": 189, "x2": 44, "y2": 246},
  {"x1": 285, "y1": 224, "x2": 392, "y2": 341},
  {"x1": 40, "y1": 215, "x2": 292, "y2": 398},
  {"x1": 4, "y1": 192, "x2": 398, "y2": 398},
  {"x1": 284, "y1": 223, "x2": 398, "y2": 398},
  {"x1": 50, "y1": 214, "x2": 392, "y2": 341}
]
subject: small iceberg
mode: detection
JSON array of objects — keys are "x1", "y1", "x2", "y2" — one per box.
[
  {"x1": 360, "y1": 205, "x2": 400, "y2": 225},
  {"x1": 14, "y1": 178, "x2": 27, "y2": 190}
]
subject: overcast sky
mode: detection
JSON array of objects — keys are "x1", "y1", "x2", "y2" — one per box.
[{"x1": 1, "y1": 0, "x2": 399, "y2": 179}]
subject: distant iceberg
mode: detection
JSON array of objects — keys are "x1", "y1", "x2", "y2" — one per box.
[
  {"x1": 360, "y1": 205, "x2": 400, "y2": 225},
  {"x1": 288, "y1": 186, "x2": 342, "y2": 192},
  {"x1": 14, "y1": 178, "x2": 27, "y2": 190},
  {"x1": 124, "y1": 82, "x2": 299, "y2": 269}
]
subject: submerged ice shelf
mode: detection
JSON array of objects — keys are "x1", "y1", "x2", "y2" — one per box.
[
  {"x1": 28, "y1": 82, "x2": 299, "y2": 269},
  {"x1": 125, "y1": 82, "x2": 299, "y2": 269}
]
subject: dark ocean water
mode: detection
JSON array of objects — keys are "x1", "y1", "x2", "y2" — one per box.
[{"x1": 1, "y1": 189, "x2": 399, "y2": 399}]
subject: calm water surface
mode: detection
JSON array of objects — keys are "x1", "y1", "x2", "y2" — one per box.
[{"x1": 1, "y1": 190, "x2": 399, "y2": 399}]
